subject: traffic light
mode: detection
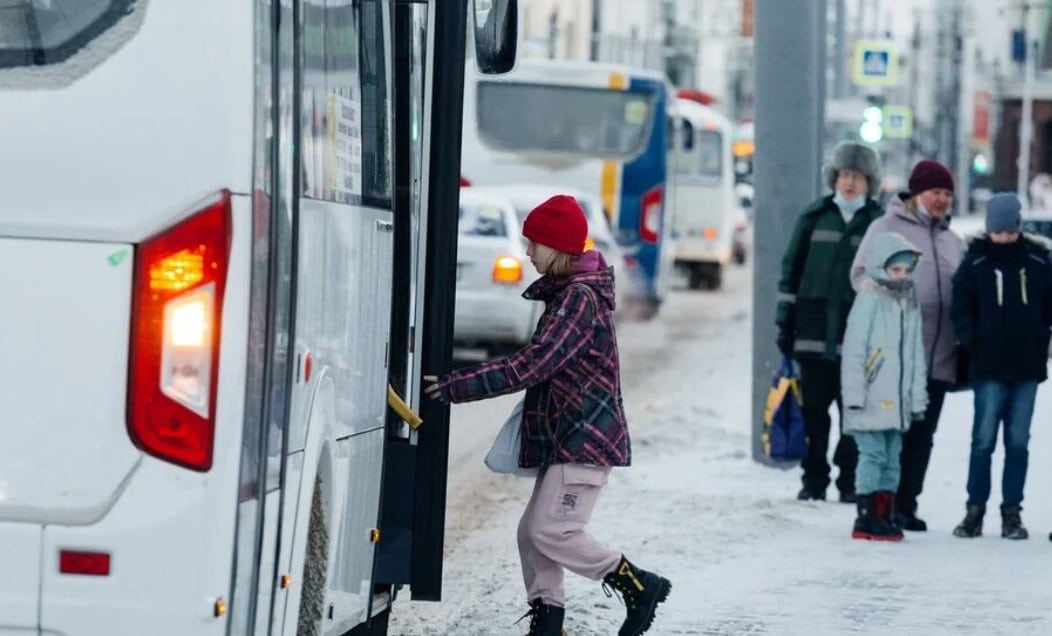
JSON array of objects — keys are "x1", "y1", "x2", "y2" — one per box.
[
  {"x1": 972, "y1": 152, "x2": 990, "y2": 175},
  {"x1": 859, "y1": 106, "x2": 883, "y2": 143}
]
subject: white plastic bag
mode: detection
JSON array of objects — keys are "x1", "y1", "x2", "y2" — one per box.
[{"x1": 484, "y1": 399, "x2": 538, "y2": 477}]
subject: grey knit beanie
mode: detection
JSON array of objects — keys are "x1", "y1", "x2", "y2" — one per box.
[{"x1": 985, "y1": 193, "x2": 1022, "y2": 234}]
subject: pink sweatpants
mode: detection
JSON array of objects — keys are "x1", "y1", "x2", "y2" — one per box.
[{"x1": 517, "y1": 463, "x2": 622, "y2": 607}]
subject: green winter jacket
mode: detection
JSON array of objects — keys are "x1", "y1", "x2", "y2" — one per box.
[
  {"x1": 777, "y1": 195, "x2": 884, "y2": 360},
  {"x1": 841, "y1": 232, "x2": 928, "y2": 434}
]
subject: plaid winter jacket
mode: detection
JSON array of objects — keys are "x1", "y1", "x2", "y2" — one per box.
[{"x1": 438, "y1": 256, "x2": 630, "y2": 468}]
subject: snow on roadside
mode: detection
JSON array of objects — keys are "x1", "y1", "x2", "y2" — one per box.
[{"x1": 390, "y1": 266, "x2": 1052, "y2": 635}]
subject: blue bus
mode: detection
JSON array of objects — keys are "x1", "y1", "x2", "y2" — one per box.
[{"x1": 461, "y1": 58, "x2": 675, "y2": 313}]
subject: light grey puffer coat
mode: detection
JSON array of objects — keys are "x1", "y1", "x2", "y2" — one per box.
[
  {"x1": 842, "y1": 232, "x2": 929, "y2": 433},
  {"x1": 851, "y1": 195, "x2": 965, "y2": 383}
]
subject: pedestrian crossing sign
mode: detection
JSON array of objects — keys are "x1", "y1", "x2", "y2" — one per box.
[
  {"x1": 882, "y1": 105, "x2": 913, "y2": 139},
  {"x1": 852, "y1": 40, "x2": 898, "y2": 87}
]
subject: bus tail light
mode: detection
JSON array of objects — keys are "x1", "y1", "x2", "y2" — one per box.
[
  {"x1": 640, "y1": 186, "x2": 662, "y2": 244},
  {"x1": 128, "y1": 191, "x2": 231, "y2": 471},
  {"x1": 492, "y1": 255, "x2": 524, "y2": 284}
]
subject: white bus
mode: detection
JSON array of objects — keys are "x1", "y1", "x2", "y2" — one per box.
[
  {"x1": 0, "y1": 1, "x2": 515, "y2": 634},
  {"x1": 460, "y1": 58, "x2": 677, "y2": 312},
  {"x1": 669, "y1": 96, "x2": 742, "y2": 290}
]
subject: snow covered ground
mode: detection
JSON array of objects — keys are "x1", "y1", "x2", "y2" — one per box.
[{"x1": 389, "y1": 264, "x2": 1052, "y2": 636}]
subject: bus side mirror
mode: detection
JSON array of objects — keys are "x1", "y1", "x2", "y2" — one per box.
[{"x1": 473, "y1": 0, "x2": 518, "y2": 74}]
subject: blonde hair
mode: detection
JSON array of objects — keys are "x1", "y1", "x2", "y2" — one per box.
[{"x1": 546, "y1": 251, "x2": 576, "y2": 277}]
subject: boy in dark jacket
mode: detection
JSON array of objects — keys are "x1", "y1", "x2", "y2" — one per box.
[
  {"x1": 777, "y1": 141, "x2": 884, "y2": 502},
  {"x1": 950, "y1": 193, "x2": 1052, "y2": 540}
]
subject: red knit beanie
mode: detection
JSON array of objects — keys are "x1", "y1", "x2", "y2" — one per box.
[
  {"x1": 522, "y1": 195, "x2": 589, "y2": 255},
  {"x1": 908, "y1": 159, "x2": 954, "y2": 195}
]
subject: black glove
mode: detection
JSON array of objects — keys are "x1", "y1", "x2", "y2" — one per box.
[
  {"x1": 911, "y1": 412, "x2": 925, "y2": 423},
  {"x1": 776, "y1": 329, "x2": 794, "y2": 357}
]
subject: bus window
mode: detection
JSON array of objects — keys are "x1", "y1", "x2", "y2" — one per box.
[
  {"x1": 698, "y1": 130, "x2": 722, "y2": 177},
  {"x1": 0, "y1": 0, "x2": 140, "y2": 71},
  {"x1": 477, "y1": 82, "x2": 655, "y2": 158},
  {"x1": 681, "y1": 119, "x2": 695, "y2": 151},
  {"x1": 301, "y1": 0, "x2": 391, "y2": 207},
  {"x1": 675, "y1": 128, "x2": 721, "y2": 178},
  {"x1": 458, "y1": 204, "x2": 508, "y2": 237}
]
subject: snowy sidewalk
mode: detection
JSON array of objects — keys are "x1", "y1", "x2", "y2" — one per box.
[{"x1": 390, "y1": 266, "x2": 1052, "y2": 635}]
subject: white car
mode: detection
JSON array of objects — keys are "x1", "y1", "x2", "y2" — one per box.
[
  {"x1": 454, "y1": 188, "x2": 541, "y2": 355},
  {"x1": 469, "y1": 183, "x2": 634, "y2": 314}
]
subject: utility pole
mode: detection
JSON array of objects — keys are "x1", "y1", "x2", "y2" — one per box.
[
  {"x1": 546, "y1": 9, "x2": 558, "y2": 60},
  {"x1": 957, "y1": 9, "x2": 973, "y2": 215},
  {"x1": 834, "y1": 0, "x2": 847, "y2": 99},
  {"x1": 752, "y1": 0, "x2": 827, "y2": 463},
  {"x1": 590, "y1": 0, "x2": 601, "y2": 62},
  {"x1": 1019, "y1": 37, "x2": 1036, "y2": 200}
]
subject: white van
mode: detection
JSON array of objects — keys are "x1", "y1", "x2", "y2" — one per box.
[{"x1": 669, "y1": 97, "x2": 744, "y2": 289}]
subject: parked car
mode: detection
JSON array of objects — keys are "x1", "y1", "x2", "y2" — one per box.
[
  {"x1": 1021, "y1": 212, "x2": 1052, "y2": 240},
  {"x1": 453, "y1": 188, "x2": 541, "y2": 356},
  {"x1": 950, "y1": 208, "x2": 1051, "y2": 242},
  {"x1": 468, "y1": 183, "x2": 637, "y2": 314}
]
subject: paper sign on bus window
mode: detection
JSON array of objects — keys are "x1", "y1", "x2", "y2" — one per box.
[
  {"x1": 624, "y1": 100, "x2": 647, "y2": 125},
  {"x1": 327, "y1": 93, "x2": 363, "y2": 198}
]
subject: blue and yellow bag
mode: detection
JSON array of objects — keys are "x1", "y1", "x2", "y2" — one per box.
[{"x1": 762, "y1": 355, "x2": 807, "y2": 460}]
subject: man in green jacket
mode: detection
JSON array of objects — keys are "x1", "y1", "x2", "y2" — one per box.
[{"x1": 776, "y1": 141, "x2": 884, "y2": 502}]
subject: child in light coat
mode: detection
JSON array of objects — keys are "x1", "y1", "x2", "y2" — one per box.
[{"x1": 841, "y1": 232, "x2": 928, "y2": 541}]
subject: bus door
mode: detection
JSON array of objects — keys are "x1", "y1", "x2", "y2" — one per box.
[{"x1": 285, "y1": 1, "x2": 396, "y2": 634}]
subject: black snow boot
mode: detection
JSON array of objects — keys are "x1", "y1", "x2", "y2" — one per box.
[
  {"x1": 517, "y1": 599, "x2": 565, "y2": 636},
  {"x1": 851, "y1": 493, "x2": 902, "y2": 541},
  {"x1": 875, "y1": 491, "x2": 904, "y2": 540},
  {"x1": 895, "y1": 509, "x2": 928, "y2": 532},
  {"x1": 952, "y1": 504, "x2": 985, "y2": 538},
  {"x1": 602, "y1": 555, "x2": 672, "y2": 636},
  {"x1": 797, "y1": 486, "x2": 826, "y2": 501},
  {"x1": 1001, "y1": 505, "x2": 1029, "y2": 540}
]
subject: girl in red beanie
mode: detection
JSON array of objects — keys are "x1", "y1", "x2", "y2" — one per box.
[{"x1": 424, "y1": 194, "x2": 671, "y2": 636}]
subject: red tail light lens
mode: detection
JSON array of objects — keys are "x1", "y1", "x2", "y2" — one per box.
[
  {"x1": 128, "y1": 191, "x2": 231, "y2": 471},
  {"x1": 59, "y1": 550, "x2": 111, "y2": 576},
  {"x1": 640, "y1": 186, "x2": 663, "y2": 244}
]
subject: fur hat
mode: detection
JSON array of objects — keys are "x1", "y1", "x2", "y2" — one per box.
[
  {"x1": 824, "y1": 142, "x2": 882, "y2": 196},
  {"x1": 522, "y1": 195, "x2": 589, "y2": 255}
]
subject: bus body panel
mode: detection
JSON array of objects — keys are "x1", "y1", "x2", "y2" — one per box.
[
  {"x1": 289, "y1": 202, "x2": 395, "y2": 452},
  {"x1": 0, "y1": 238, "x2": 137, "y2": 525},
  {"x1": 0, "y1": 522, "x2": 40, "y2": 631},
  {"x1": 35, "y1": 195, "x2": 252, "y2": 635},
  {"x1": 618, "y1": 75, "x2": 672, "y2": 302},
  {"x1": 671, "y1": 99, "x2": 739, "y2": 267},
  {"x1": 0, "y1": 0, "x2": 254, "y2": 242},
  {"x1": 329, "y1": 429, "x2": 385, "y2": 630}
]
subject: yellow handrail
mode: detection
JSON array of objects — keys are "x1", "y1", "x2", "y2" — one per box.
[{"x1": 387, "y1": 385, "x2": 424, "y2": 429}]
